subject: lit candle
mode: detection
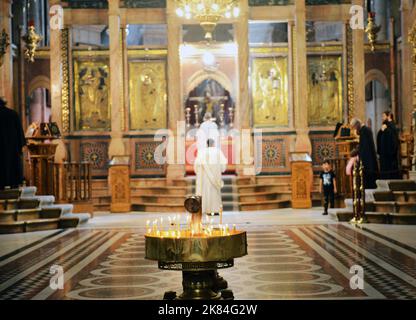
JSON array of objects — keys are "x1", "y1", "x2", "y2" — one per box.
[{"x1": 220, "y1": 205, "x2": 223, "y2": 225}]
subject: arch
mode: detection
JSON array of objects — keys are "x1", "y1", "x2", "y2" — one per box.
[
  {"x1": 365, "y1": 69, "x2": 388, "y2": 89},
  {"x1": 28, "y1": 75, "x2": 51, "y2": 94},
  {"x1": 185, "y1": 69, "x2": 233, "y2": 98}
]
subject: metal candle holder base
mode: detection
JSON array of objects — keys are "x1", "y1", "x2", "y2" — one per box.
[{"x1": 163, "y1": 269, "x2": 233, "y2": 300}]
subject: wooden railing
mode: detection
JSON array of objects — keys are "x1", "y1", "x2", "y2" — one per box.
[{"x1": 50, "y1": 162, "x2": 92, "y2": 204}]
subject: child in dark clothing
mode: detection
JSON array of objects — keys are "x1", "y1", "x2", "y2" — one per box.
[{"x1": 320, "y1": 160, "x2": 337, "y2": 216}]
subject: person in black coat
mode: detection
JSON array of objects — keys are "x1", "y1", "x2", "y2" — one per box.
[
  {"x1": 377, "y1": 111, "x2": 400, "y2": 179},
  {"x1": 0, "y1": 98, "x2": 27, "y2": 189},
  {"x1": 350, "y1": 118, "x2": 379, "y2": 189}
]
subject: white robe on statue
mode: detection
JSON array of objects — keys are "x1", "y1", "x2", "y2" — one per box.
[
  {"x1": 194, "y1": 146, "x2": 228, "y2": 214},
  {"x1": 196, "y1": 120, "x2": 220, "y2": 151}
]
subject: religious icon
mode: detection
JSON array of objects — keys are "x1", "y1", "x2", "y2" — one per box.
[
  {"x1": 74, "y1": 60, "x2": 110, "y2": 131},
  {"x1": 252, "y1": 57, "x2": 289, "y2": 127},
  {"x1": 308, "y1": 56, "x2": 343, "y2": 126},
  {"x1": 185, "y1": 78, "x2": 232, "y2": 128},
  {"x1": 129, "y1": 61, "x2": 167, "y2": 130}
]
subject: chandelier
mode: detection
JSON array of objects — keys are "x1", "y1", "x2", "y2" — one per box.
[{"x1": 175, "y1": 1, "x2": 240, "y2": 41}]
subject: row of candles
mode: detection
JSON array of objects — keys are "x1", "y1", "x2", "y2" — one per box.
[{"x1": 145, "y1": 214, "x2": 236, "y2": 238}]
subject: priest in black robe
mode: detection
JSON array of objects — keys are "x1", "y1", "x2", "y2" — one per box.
[
  {"x1": 0, "y1": 98, "x2": 26, "y2": 189},
  {"x1": 377, "y1": 118, "x2": 400, "y2": 179},
  {"x1": 351, "y1": 118, "x2": 379, "y2": 189}
]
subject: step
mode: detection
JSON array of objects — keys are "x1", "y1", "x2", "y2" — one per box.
[
  {"x1": 0, "y1": 199, "x2": 15, "y2": 210},
  {"x1": 373, "y1": 191, "x2": 394, "y2": 202},
  {"x1": 93, "y1": 203, "x2": 110, "y2": 211},
  {"x1": 377, "y1": 180, "x2": 416, "y2": 191},
  {"x1": 42, "y1": 204, "x2": 73, "y2": 215},
  {"x1": 62, "y1": 213, "x2": 91, "y2": 224},
  {"x1": 239, "y1": 199, "x2": 291, "y2": 211},
  {"x1": 40, "y1": 207, "x2": 63, "y2": 219},
  {"x1": 17, "y1": 198, "x2": 41, "y2": 209},
  {"x1": 389, "y1": 213, "x2": 416, "y2": 225},
  {"x1": 0, "y1": 189, "x2": 21, "y2": 200},
  {"x1": 92, "y1": 187, "x2": 110, "y2": 197},
  {"x1": 393, "y1": 191, "x2": 416, "y2": 202},
  {"x1": 373, "y1": 201, "x2": 396, "y2": 213},
  {"x1": 238, "y1": 191, "x2": 291, "y2": 203},
  {"x1": 15, "y1": 208, "x2": 42, "y2": 221},
  {"x1": 0, "y1": 210, "x2": 15, "y2": 223},
  {"x1": 395, "y1": 202, "x2": 416, "y2": 214},
  {"x1": 132, "y1": 186, "x2": 188, "y2": 196},
  {"x1": 238, "y1": 184, "x2": 291, "y2": 193},
  {"x1": 131, "y1": 202, "x2": 184, "y2": 213},
  {"x1": 236, "y1": 177, "x2": 252, "y2": 185},
  {"x1": 329, "y1": 210, "x2": 389, "y2": 224},
  {"x1": 25, "y1": 218, "x2": 60, "y2": 233},
  {"x1": 59, "y1": 216, "x2": 80, "y2": 228},
  {"x1": 132, "y1": 194, "x2": 186, "y2": 205},
  {"x1": 190, "y1": 186, "x2": 234, "y2": 194},
  {"x1": 0, "y1": 221, "x2": 25, "y2": 234},
  {"x1": 21, "y1": 195, "x2": 55, "y2": 206}
]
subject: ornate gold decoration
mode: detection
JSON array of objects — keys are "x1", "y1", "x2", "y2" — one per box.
[
  {"x1": 127, "y1": 49, "x2": 168, "y2": 57},
  {"x1": 409, "y1": 24, "x2": 416, "y2": 64},
  {"x1": 120, "y1": 29, "x2": 126, "y2": 132},
  {"x1": 306, "y1": 45, "x2": 343, "y2": 53},
  {"x1": 346, "y1": 25, "x2": 355, "y2": 123},
  {"x1": 365, "y1": 12, "x2": 381, "y2": 52},
  {"x1": 129, "y1": 61, "x2": 167, "y2": 130},
  {"x1": 291, "y1": 23, "x2": 297, "y2": 123},
  {"x1": 250, "y1": 47, "x2": 289, "y2": 55},
  {"x1": 74, "y1": 59, "x2": 111, "y2": 131},
  {"x1": 61, "y1": 28, "x2": 70, "y2": 133},
  {"x1": 350, "y1": 160, "x2": 366, "y2": 224},
  {"x1": 22, "y1": 25, "x2": 42, "y2": 62},
  {"x1": 0, "y1": 29, "x2": 10, "y2": 67},
  {"x1": 252, "y1": 56, "x2": 289, "y2": 127},
  {"x1": 72, "y1": 50, "x2": 109, "y2": 57},
  {"x1": 174, "y1": 0, "x2": 240, "y2": 41},
  {"x1": 308, "y1": 56, "x2": 343, "y2": 126}
]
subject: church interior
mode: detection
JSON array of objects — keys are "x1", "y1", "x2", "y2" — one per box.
[{"x1": 1, "y1": 0, "x2": 416, "y2": 302}]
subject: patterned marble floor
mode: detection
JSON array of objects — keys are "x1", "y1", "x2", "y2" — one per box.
[{"x1": 0, "y1": 215, "x2": 415, "y2": 300}]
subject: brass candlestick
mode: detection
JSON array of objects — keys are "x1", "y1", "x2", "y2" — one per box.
[
  {"x1": 219, "y1": 103, "x2": 225, "y2": 128},
  {"x1": 229, "y1": 106, "x2": 234, "y2": 129},
  {"x1": 194, "y1": 104, "x2": 200, "y2": 128},
  {"x1": 185, "y1": 107, "x2": 191, "y2": 128}
]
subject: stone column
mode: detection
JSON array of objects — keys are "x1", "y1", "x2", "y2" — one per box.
[
  {"x1": 49, "y1": 0, "x2": 67, "y2": 162},
  {"x1": 373, "y1": 0, "x2": 387, "y2": 40},
  {"x1": 234, "y1": 0, "x2": 252, "y2": 176},
  {"x1": 401, "y1": 1, "x2": 414, "y2": 131},
  {"x1": 0, "y1": 0, "x2": 13, "y2": 107},
  {"x1": 234, "y1": 0, "x2": 249, "y2": 131},
  {"x1": 166, "y1": 0, "x2": 185, "y2": 181},
  {"x1": 293, "y1": 0, "x2": 311, "y2": 154},
  {"x1": 108, "y1": 0, "x2": 127, "y2": 158},
  {"x1": 352, "y1": 0, "x2": 366, "y2": 122}
]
